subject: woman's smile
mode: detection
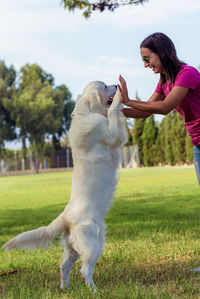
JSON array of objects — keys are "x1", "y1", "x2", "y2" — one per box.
[{"x1": 140, "y1": 47, "x2": 165, "y2": 75}]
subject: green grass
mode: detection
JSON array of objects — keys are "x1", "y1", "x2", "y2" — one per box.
[{"x1": 1, "y1": 168, "x2": 200, "y2": 298}]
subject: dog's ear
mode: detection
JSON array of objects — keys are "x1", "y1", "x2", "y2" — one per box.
[
  {"x1": 71, "y1": 91, "x2": 102, "y2": 117},
  {"x1": 71, "y1": 95, "x2": 82, "y2": 117},
  {"x1": 88, "y1": 91, "x2": 102, "y2": 113}
]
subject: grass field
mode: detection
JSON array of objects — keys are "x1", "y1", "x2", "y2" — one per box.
[{"x1": 1, "y1": 167, "x2": 200, "y2": 298}]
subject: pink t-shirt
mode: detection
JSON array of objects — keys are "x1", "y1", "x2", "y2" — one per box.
[{"x1": 155, "y1": 65, "x2": 200, "y2": 145}]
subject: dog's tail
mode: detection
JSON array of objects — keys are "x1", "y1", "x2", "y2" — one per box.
[{"x1": 2, "y1": 212, "x2": 68, "y2": 251}]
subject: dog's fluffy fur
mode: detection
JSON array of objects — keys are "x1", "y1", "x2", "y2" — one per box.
[{"x1": 2, "y1": 81, "x2": 128, "y2": 289}]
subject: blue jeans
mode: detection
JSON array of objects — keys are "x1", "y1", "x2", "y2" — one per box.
[{"x1": 193, "y1": 145, "x2": 200, "y2": 185}]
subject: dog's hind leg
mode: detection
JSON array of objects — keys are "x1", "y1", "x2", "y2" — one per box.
[
  {"x1": 78, "y1": 224, "x2": 104, "y2": 290},
  {"x1": 69, "y1": 221, "x2": 104, "y2": 290},
  {"x1": 60, "y1": 247, "x2": 80, "y2": 289},
  {"x1": 80, "y1": 246, "x2": 102, "y2": 291}
]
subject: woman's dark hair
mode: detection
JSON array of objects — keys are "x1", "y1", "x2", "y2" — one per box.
[{"x1": 140, "y1": 32, "x2": 185, "y2": 85}]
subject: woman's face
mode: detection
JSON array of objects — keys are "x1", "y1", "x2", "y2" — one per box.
[{"x1": 140, "y1": 47, "x2": 166, "y2": 75}]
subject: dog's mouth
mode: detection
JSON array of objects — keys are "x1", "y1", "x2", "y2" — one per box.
[{"x1": 107, "y1": 96, "x2": 114, "y2": 105}]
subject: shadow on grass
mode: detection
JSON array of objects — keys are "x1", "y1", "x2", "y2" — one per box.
[
  {"x1": 0, "y1": 203, "x2": 66, "y2": 242},
  {"x1": 1, "y1": 192, "x2": 200, "y2": 244},
  {"x1": 105, "y1": 193, "x2": 200, "y2": 240}
]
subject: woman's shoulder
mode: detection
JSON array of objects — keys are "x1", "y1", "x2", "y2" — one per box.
[
  {"x1": 175, "y1": 64, "x2": 200, "y2": 89},
  {"x1": 176, "y1": 64, "x2": 200, "y2": 81},
  {"x1": 179, "y1": 64, "x2": 200, "y2": 75}
]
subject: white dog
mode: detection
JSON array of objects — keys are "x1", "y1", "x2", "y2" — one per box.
[{"x1": 2, "y1": 81, "x2": 128, "y2": 290}]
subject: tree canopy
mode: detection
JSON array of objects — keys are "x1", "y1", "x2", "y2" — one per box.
[
  {"x1": 0, "y1": 61, "x2": 16, "y2": 152},
  {"x1": 1, "y1": 61, "x2": 75, "y2": 171},
  {"x1": 61, "y1": 0, "x2": 148, "y2": 17}
]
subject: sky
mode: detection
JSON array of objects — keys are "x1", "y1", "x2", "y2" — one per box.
[{"x1": 1, "y1": 0, "x2": 200, "y2": 149}]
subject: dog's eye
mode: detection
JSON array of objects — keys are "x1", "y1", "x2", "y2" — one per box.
[{"x1": 104, "y1": 85, "x2": 107, "y2": 88}]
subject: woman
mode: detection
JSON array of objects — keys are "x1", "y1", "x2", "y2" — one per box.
[{"x1": 118, "y1": 32, "x2": 200, "y2": 186}]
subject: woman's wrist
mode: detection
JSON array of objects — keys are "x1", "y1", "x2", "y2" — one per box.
[{"x1": 125, "y1": 99, "x2": 135, "y2": 107}]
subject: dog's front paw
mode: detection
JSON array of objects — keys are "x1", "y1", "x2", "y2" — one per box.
[{"x1": 111, "y1": 89, "x2": 122, "y2": 109}]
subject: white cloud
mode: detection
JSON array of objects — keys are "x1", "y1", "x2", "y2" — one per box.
[
  {"x1": 87, "y1": 0, "x2": 200, "y2": 29},
  {"x1": 0, "y1": 0, "x2": 199, "y2": 99},
  {"x1": 0, "y1": 1, "x2": 85, "y2": 37},
  {"x1": 45, "y1": 55, "x2": 156, "y2": 102},
  {"x1": 1, "y1": 0, "x2": 200, "y2": 41},
  {"x1": 1, "y1": 0, "x2": 199, "y2": 57}
]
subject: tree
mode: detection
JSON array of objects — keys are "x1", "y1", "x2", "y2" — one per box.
[
  {"x1": 163, "y1": 113, "x2": 175, "y2": 165},
  {"x1": 170, "y1": 111, "x2": 186, "y2": 164},
  {"x1": 142, "y1": 115, "x2": 157, "y2": 166},
  {"x1": 132, "y1": 117, "x2": 146, "y2": 165},
  {"x1": 52, "y1": 84, "x2": 75, "y2": 150},
  {"x1": 7, "y1": 64, "x2": 74, "y2": 169},
  {"x1": 61, "y1": 0, "x2": 148, "y2": 18},
  {"x1": 0, "y1": 61, "x2": 16, "y2": 153},
  {"x1": 185, "y1": 132, "x2": 193, "y2": 164},
  {"x1": 18, "y1": 63, "x2": 54, "y2": 88},
  {"x1": 132, "y1": 92, "x2": 146, "y2": 165},
  {"x1": 154, "y1": 120, "x2": 166, "y2": 165},
  {"x1": 9, "y1": 64, "x2": 63, "y2": 172}
]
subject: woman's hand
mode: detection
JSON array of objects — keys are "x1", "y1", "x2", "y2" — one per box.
[{"x1": 117, "y1": 75, "x2": 130, "y2": 106}]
